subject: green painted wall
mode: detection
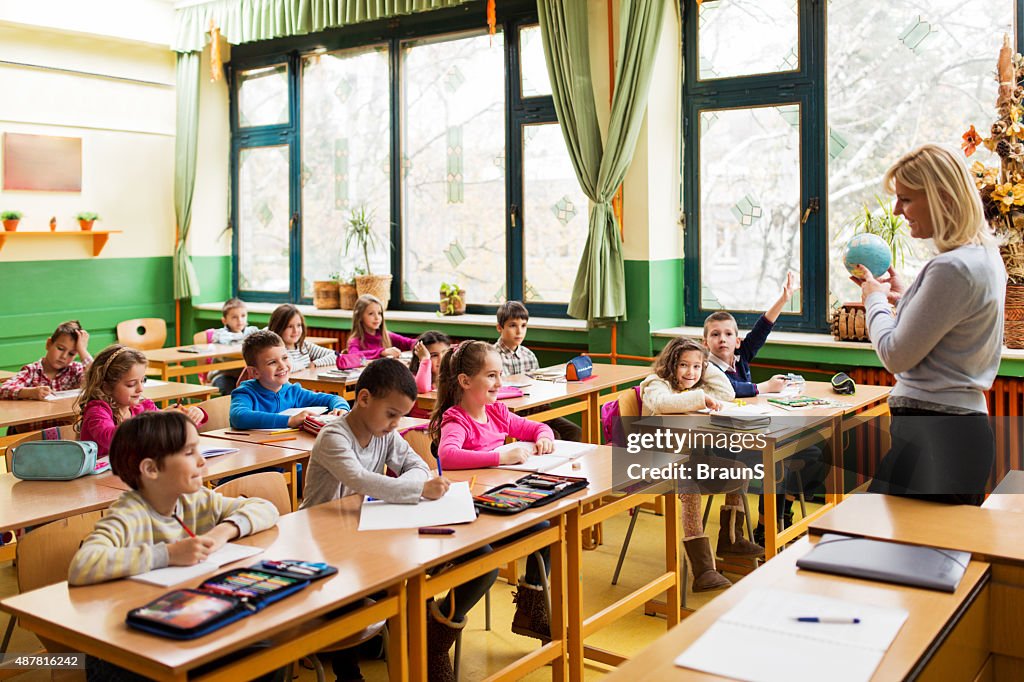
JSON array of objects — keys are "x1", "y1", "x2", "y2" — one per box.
[{"x1": 0, "y1": 257, "x2": 176, "y2": 371}]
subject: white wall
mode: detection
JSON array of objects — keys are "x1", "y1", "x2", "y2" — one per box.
[
  {"x1": 0, "y1": 18, "x2": 176, "y2": 261},
  {"x1": 190, "y1": 42, "x2": 232, "y2": 258},
  {"x1": 0, "y1": 0, "x2": 173, "y2": 47}
]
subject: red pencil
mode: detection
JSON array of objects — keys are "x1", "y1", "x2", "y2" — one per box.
[{"x1": 172, "y1": 513, "x2": 197, "y2": 538}]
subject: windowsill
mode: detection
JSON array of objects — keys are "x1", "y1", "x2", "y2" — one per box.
[
  {"x1": 652, "y1": 326, "x2": 1024, "y2": 361},
  {"x1": 193, "y1": 302, "x2": 589, "y2": 333}
]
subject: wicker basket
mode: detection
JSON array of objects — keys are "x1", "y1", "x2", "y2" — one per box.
[
  {"x1": 339, "y1": 283, "x2": 358, "y2": 309},
  {"x1": 312, "y1": 281, "x2": 340, "y2": 309},
  {"x1": 830, "y1": 303, "x2": 869, "y2": 341},
  {"x1": 1005, "y1": 284, "x2": 1024, "y2": 349},
  {"x1": 1001, "y1": 243, "x2": 1024, "y2": 283},
  {"x1": 355, "y1": 274, "x2": 393, "y2": 309}
]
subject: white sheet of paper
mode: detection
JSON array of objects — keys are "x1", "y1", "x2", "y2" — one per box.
[
  {"x1": 44, "y1": 388, "x2": 83, "y2": 401},
  {"x1": 144, "y1": 379, "x2": 168, "y2": 387},
  {"x1": 129, "y1": 543, "x2": 264, "y2": 587},
  {"x1": 501, "y1": 374, "x2": 535, "y2": 388},
  {"x1": 497, "y1": 440, "x2": 596, "y2": 472},
  {"x1": 675, "y1": 589, "x2": 908, "y2": 682},
  {"x1": 201, "y1": 447, "x2": 239, "y2": 458},
  {"x1": 358, "y1": 481, "x2": 476, "y2": 531},
  {"x1": 279, "y1": 406, "x2": 329, "y2": 417}
]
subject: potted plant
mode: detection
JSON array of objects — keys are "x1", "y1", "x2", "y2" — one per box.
[
  {"x1": 339, "y1": 267, "x2": 362, "y2": 310},
  {"x1": 75, "y1": 212, "x2": 100, "y2": 231},
  {"x1": 345, "y1": 205, "x2": 392, "y2": 308},
  {"x1": 439, "y1": 281, "x2": 467, "y2": 316},
  {"x1": 1, "y1": 211, "x2": 22, "y2": 232},
  {"x1": 312, "y1": 273, "x2": 341, "y2": 309},
  {"x1": 850, "y1": 194, "x2": 912, "y2": 269}
]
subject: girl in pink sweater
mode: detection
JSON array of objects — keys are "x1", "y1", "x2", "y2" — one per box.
[
  {"x1": 429, "y1": 340, "x2": 554, "y2": 470},
  {"x1": 407, "y1": 330, "x2": 450, "y2": 419},
  {"x1": 345, "y1": 294, "x2": 415, "y2": 362},
  {"x1": 76, "y1": 345, "x2": 206, "y2": 457},
  {"x1": 428, "y1": 339, "x2": 555, "y2": 646}
]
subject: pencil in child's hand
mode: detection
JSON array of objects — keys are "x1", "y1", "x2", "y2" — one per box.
[{"x1": 172, "y1": 513, "x2": 197, "y2": 538}]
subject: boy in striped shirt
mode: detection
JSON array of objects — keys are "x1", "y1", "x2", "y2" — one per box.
[{"x1": 69, "y1": 411, "x2": 279, "y2": 586}]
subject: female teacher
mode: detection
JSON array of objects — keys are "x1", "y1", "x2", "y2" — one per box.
[{"x1": 854, "y1": 143, "x2": 1005, "y2": 505}]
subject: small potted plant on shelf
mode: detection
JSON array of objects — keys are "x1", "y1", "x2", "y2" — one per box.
[
  {"x1": 439, "y1": 281, "x2": 467, "y2": 316},
  {"x1": 339, "y1": 267, "x2": 362, "y2": 310},
  {"x1": 75, "y1": 212, "x2": 100, "y2": 231},
  {"x1": 312, "y1": 273, "x2": 342, "y2": 309},
  {"x1": 1, "y1": 211, "x2": 22, "y2": 232},
  {"x1": 345, "y1": 205, "x2": 392, "y2": 308}
]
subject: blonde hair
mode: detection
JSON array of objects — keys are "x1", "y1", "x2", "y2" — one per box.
[
  {"x1": 884, "y1": 144, "x2": 995, "y2": 252},
  {"x1": 652, "y1": 337, "x2": 709, "y2": 393},
  {"x1": 351, "y1": 295, "x2": 391, "y2": 348},
  {"x1": 75, "y1": 344, "x2": 148, "y2": 431}
]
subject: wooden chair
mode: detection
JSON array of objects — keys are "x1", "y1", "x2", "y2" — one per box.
[
  {"x1": 213, "y1": 471, "x2": 292, "y2": 516},
  {"x1": 116, "y1": 318, "x2": 167, "y2": 350},
  {"x1": 402, "y1": 427, "x2": 437, "y2": 472},
  {"x1": 0, "y1": 511, "x2": 102, "y2": 662},
  {"x1": 4, "y1": 424, "x2": 77, "y2": 473},
  {"x1": 194, "y1": 395, "x2": 231, "y2": 433}
]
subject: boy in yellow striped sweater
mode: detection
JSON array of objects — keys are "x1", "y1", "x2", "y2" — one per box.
[{"x1": 69, "y1": 411, "x2": 279, "y2": 586}]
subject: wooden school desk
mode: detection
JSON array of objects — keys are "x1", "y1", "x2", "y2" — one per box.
[
  {"x1": 0, "y1": 370, "x2": 13, "y2": 380},
  {"x1": 603, "y1": 533, "x2": 991, "y2": 682},
  {"x1": 0, "y1": 472, "x2": 128, "y2": 534},
  {"x1": 143, "y1": 343, "x2": 246, "y2": 381},
  {"x1": 0, "y1": 380, "x2": 218, "y2": 430},
  {"x1": 288, "y1": 366, "x2": 357, "y2": 399},
  {"x1": 203, "y1": 417, "x2": 427, "y2": 452},
  {"x1": 305, "y1": 336, "x2": 338, "y2": 349},
  {"x1": 417, "y1": 363, "x2": 651, "y2": 444},
  {"x1": 444, "y1": 445, "x2": 683, "y2": 682},
  {"x1": 0, "y1": 498, "x2": 419, "y2": 682},
  {"x1": 983, "y1": 470, "x2": 1024, "y2": 513}
]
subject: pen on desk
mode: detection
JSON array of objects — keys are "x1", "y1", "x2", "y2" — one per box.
[
  {"x1": 469, "y1": 476, "x2": 477, "y2": 490},
  {"x1": 418, "y1": 527, "x2": 455, "y2": 535},
  {"x1": 225, "y1": 431, "x2": 250, "y2": 436},
  {"x1": 257, "y1": 436, "x2": 297, "y2": 444},
  {"x1": 172, "y1": 514, "x2": 196, "y2": 539},
  {"x1": 795, "y1": 617, "x2": 860, "y2": 624}
]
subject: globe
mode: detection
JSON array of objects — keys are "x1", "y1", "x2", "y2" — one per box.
[{"x1": 844, "y1": 233, "x2": 892, "y2": 278}]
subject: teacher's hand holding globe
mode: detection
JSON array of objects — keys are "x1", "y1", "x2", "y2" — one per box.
[{"x1": 846, "y1": 233, "x2": 905, "y2": 305}]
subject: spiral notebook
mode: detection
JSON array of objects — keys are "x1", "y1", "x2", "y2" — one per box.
[{"x1": 675, "y1": 588, "x2": 908, "y2": 682}]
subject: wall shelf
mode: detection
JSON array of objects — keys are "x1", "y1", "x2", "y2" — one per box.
[{"x1": 0, "y1": 230, "x2": 122, "y2": 256}]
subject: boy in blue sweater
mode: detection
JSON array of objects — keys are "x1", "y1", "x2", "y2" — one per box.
[
  {"x1": 230, "y1": 330, "x2": 349, "y2": 430},
  {"x1": 702, "y1": 272, "x2": 826, "y2": 546}
]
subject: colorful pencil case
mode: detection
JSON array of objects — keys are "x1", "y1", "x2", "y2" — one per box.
[
  {"x1": 126, "y1": 564, "x2": 331, "y2": 639},
  {"x1": 474, "y1": 473, "x2": 588, "y2": 514}
]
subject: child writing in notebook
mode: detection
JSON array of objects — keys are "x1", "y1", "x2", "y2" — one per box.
[
  {"x1": 346, "y1": 294, "x2": 416, "y2": 361},
  {"x1": 267, "y1": 304, "x2": 336, "y2": 372},
  {"x1": 429, "y1": 340, "x2": 554, "y2": 650},
  {"x1": 229, "y1": 330, "x2": 349, "y2": 430},
  {"x1": 639, "y1": 337, "x2": 763, "y2": 593},
  {"x1": 0, "y1": 320, "x2": 92, "y2": 401},
  {"x1": 77, "y1": 345, "x2": 207, "y2": 457},
  {"x1": 68, "y1": 411, "x2": 281, "y2": 680},
  {"x1": 407, "y1": 330, "x2": 451, "y2": 418},
  {"x1": 300, "y1": 358, "x2": 450, "y2": 681}
]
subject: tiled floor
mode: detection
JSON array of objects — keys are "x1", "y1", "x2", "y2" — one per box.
[{"x1": 0, "y1": 495, "x2": 793, "y2": 681}]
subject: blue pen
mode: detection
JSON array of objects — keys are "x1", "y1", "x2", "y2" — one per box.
[{"x1": 795, "y1": 617, "x2": 860, "y2": 624}]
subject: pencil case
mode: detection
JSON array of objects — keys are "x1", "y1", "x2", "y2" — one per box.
[
  {"x1": 474, "y1": 473, "x2": 588, "y2": 514},
  {"x1": 125, "y1": 563, "x2": 333, "y2": 639}
]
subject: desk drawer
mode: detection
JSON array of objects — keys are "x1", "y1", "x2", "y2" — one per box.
[{"x1": 915, "y1": 579, "x2": 989, "y2": 682}]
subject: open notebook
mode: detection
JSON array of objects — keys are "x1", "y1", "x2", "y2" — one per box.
[
  {"x1": 675, "y1": 588, "x2": 908, "y2": 682},
  {"x1": 496, "y1": 440, "x2": 596, "y2": 473}
]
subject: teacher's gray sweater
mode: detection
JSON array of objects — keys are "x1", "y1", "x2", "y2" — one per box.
[{"x1": 865, "y1": 244, "x2": 1005, "y2": 414}]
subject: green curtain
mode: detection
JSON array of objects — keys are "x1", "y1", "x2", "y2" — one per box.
[
  {"x1": 173, "y1": 51, "x2": 201, "y2": 300},
  {"x1": 173, "y1": 0, "x2": 473, "y2": 51},
  {"x1": 538, "y1": 0, "x2": 666, "y2": 324}
]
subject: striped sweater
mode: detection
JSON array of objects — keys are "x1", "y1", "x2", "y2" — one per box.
[
  {"x1": 68, "y1": 488, "x2": 279, "y2": 586},
  {"x1": 287, "y1": 341, "x2": 336, "y2": 371}
]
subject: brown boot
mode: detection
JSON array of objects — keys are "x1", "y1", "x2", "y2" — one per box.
[
  {"x1": 683, "y1": 536, "x2": 732, "y2": 592},
  {"x1": 511, "y1": 580, "x2": 550, "y2": 642},
  {"x1": 427, "y1": 599, "x2": 465, "y2": 682},
  {"x1": 716, "y1": 506, "x2": 765, "y2": 558}
]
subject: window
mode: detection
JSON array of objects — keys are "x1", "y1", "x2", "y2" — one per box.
[
  {"x1": 230, "y1": 7, "x2": 586, "y2": 316},
  {"x1": 683, "y1": 0, "x2": 1018, "y2": 331}
]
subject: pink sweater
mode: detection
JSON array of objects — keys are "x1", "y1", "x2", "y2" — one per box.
[
  {"x1": 79, "y1": 399, "x2": 158, "y2": 457},
  {"x1": 438, "y1": 402, "x2": 554, "y2": 470},
  {"x1": 406, "y1": 361, "x2": 433, "y2": 419},
  {"x1": 347, "y1": 331, "x2": 416, "y2": 360}
]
